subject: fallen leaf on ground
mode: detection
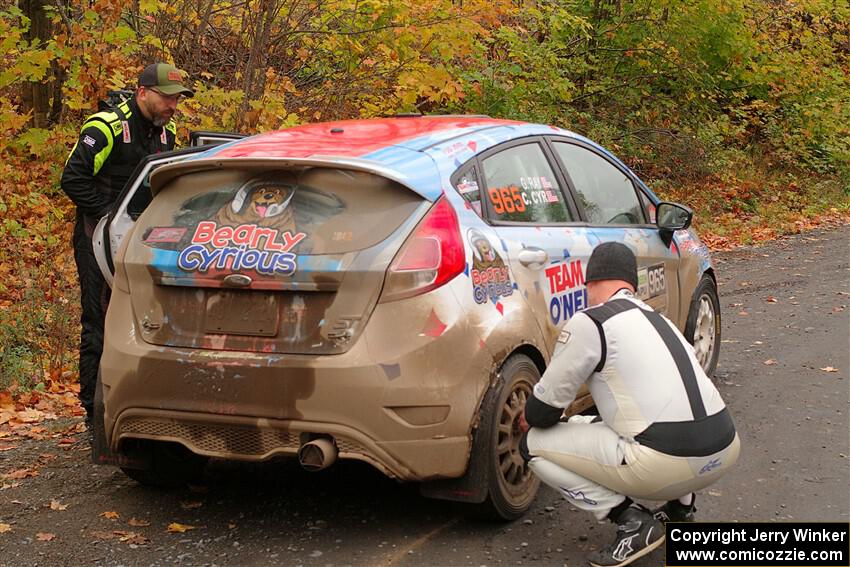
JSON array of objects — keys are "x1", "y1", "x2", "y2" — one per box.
[
  {"x1": 763, "y1": 359, "x2": 777, "y2": 366},
  {"x1": 766, "y1": 296, "x2": 778, "y2": 303},
  {"x1": 0, "y1": 446, "x2": 16, "y2": 451},
  {"x1": 820, "y1": 367, "x2": 838, "y2": 373},
  {"x1": 15, "y1": 409, "x2": 45, "y2": 423},
  {"x1": 113, "y1": 530, "x2": 150, "y2": 544},
  {"x1": 50, "y1": 500, "x2": 68, "y2": 511},
  {"x1": 128, "y1": 518, "x2": 150, "y2": 527},
  {"x1": 180, "y1": 501, "x2": 203, "y2": 510},
  {"x1": 167, "y1": 522, "x2": 195, "y2": 533},
  {"x1": 121, "y1": 532, "x2": 150, "y2": 545},
  {"x1": 0, "y1": 523, "x2": 11, "y2": 533},
  {"x1": 36, "y1": 532, "x2": 55, "y2": 541},
  {"x1": 738, "y1": 311, "x2": 749, "y2": 316},
  {"x1": 2, "y1": 468, "x2": 39, "y2": 480},
  {"x1": 90, "y1": 531, "x2": 116, "y2": 540},
  {"x1": 100, "y1": 511, "x2": 120, "y2": 520}
]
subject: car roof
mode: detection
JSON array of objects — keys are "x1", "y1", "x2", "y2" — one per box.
[
  {"x1": 205, "y1": 116, "x2": 520, "y2": 159},
  {"x1": 186, "y1": 116, "x2": 632, "y2": 202}
]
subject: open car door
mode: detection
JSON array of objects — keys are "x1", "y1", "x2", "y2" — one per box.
[{"x1": 93, "y1": 132, "x2": 247, "y2": 286}]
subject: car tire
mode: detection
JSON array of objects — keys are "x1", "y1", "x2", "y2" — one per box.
[
  {"x1": 684, "y1": 275, "x2": 721, "y2": 376},
  {"x1": 470, "y1": 354, "x2": 541, "y2": 521},
  {"x1": 120, "y1": 441, "x2": 208, "y2": 488}
]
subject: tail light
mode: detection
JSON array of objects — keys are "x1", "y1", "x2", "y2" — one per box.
[{"x1": 380, "y1": 196, "x2": 464, "y2": 303}]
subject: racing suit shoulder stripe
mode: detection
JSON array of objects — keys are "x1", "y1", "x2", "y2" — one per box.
[
  {"x1": 639, "y1": 309, "x2": 707, "y2": 419},
  {"x1": 83, "y1": 111, "x2": 120, "y2": 128},
  {"x1": 117, "y1": 100, "x2": 132, "y2": 118},
  {"x1": 583, "y1": 298, "x2": 639, "y2": 325},
  {"x1": 82, "y1": 120, "x2": 115, "y2": 176}
]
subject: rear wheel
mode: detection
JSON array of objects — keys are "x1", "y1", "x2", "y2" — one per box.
[
  {"x1": 471, "y1": 354, "x2": 541, "y2": 521},
  {"x1": 684, "y1": 275, "x2": 721, "y2": 376},
  {"x1": 120, "y1": 441, "x2": 208, "y2": 488}
]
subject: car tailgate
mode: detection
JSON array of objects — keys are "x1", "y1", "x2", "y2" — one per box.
[{"x1": 121, "y1": 159, "x2": 429, "y2": 354}]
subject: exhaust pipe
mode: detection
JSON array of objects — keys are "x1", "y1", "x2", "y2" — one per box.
[{"x1": 298, "y1": 437, "x2": 338, "y2": 471}]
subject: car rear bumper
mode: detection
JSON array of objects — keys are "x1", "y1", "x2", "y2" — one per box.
[{"x1": 100, "y1": 285, "x2": 496, "y2": 481}]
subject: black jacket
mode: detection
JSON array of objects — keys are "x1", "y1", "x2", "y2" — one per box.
[{"x1": 60, "y1": 97, "x2": 177, "y2": 219}]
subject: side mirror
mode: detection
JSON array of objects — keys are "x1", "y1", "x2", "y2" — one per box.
[
  {"x1": 656, "y1": 201, "x2": 693, "y2": 231},
  {"x1": 656, "y1": 202, "x2": 693, "y2": 247}
]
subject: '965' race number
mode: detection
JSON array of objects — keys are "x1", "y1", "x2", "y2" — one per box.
[{"x1": 488, "y1": 187, "x2": 526, "y2": 215}]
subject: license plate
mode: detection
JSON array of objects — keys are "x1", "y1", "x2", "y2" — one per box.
[{"x1": 205, "y1": 290, "x2": 279, "y2": 336}]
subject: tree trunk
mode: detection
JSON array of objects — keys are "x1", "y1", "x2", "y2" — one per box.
[{"x1": 19, "y1": 0, "x2": 53, "y2": 127}]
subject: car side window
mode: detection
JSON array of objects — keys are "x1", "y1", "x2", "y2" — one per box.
[
  {"x1": 453, "y1": 166, "x2": 484, "y2": 217},
  {"x1": 552, "y1": 142, "x2": 645, "y2": 225},
  {"x1": 480, "y1": 143, "x2": 572, "y2": 223}
]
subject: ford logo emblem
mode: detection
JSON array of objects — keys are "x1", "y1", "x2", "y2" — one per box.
[{"x1": 223, "y1": 274, "x2": 252, "y2": 288}]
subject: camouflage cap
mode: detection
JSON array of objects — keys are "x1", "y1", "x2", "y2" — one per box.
[{"x1": 138, "y1": 63, "x2": 194, "y2": 97}]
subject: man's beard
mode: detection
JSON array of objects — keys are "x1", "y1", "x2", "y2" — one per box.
[{"x1": 152, "y1": 114, "x2": 170, "y2": 127}]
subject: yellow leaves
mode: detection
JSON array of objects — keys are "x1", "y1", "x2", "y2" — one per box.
[
  {"x1": 167, "y1": 522, "x2": 196, "y2": 533},
  {"x1": 36, "y1": 532, "x2": 55, "y2": 541},
  {"x1": 128, "y1": 518, "x2": 151, "y2": 527},
  {"x1": 100, "y1": 511, "x2": 120, "y2": 520},
  {"x1": 0, "y1": 523, "x2": 12, "y2": 534},
  {"x1": 49, "y1": 500, "x2": 68, "y2": 511},
  {"x1": 820, "y1": 367, "x2": 838, "y2": 373}
]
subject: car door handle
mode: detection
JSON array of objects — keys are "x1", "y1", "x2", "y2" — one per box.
[{"x1": 518, "y1": 248, "x2": 548, "y2": 268}]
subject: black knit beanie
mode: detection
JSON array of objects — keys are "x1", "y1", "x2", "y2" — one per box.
[{"x1": 585, "y1": 242, "x2": 638, "y2": 289}]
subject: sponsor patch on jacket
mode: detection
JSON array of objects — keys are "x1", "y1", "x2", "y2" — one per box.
[
  {"x1": 556, "y1": 329, "x2": 572, "y2": 344},
  {"x1": 161, "y1": 129, "x2": 167, "y2": 144},
  {"x1": 83, "y1": 135, "x2": 96, "y2": 147},
  {"x1": 121, "y1": 121, "x2": 131, "y2": 143}
]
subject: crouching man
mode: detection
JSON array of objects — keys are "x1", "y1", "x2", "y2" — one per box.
[{"x1": 520, "y1": 242, "x2": 740, "y2": 567}]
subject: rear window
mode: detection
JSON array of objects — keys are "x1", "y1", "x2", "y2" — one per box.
[{"x1": 138, "y1": 167, "x2": 422, "y2": 257}]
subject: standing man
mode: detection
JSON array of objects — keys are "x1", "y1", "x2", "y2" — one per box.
[
  {"x1": 520, "y1": 242, "x2": 740, "y2": 567},
  {"x1": 61, "y1": 63, "x2": 193, "y2": 427}
]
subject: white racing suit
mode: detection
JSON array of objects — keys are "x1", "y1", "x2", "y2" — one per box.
[{"x1": 522, "y1": 290, "x2": 740, "y2": 519}]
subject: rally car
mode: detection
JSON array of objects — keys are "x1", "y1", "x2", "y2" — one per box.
[{"x1": 91, "y1": 116, "x2": 720, "y2": 520}]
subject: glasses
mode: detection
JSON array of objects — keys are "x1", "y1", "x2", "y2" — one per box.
[{"x1": 147, "y1": 87, "x2": 184, "y2": 103}]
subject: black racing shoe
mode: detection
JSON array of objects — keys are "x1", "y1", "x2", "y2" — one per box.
[
  {"x1": 587, "y1": 506, "x2": 665, "y2": 567},
  {"x1": 653, "y1": 496, "x2": 697, "y2": 523}
]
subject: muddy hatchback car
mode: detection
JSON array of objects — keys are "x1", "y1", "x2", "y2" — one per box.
[{"x1": 92, "y1": 116, "x2": 720, "y2": 519}]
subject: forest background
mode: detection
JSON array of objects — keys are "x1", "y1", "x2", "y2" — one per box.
[{"x1": 0, "y1": 0, "x2": 848, "y2": 403}]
